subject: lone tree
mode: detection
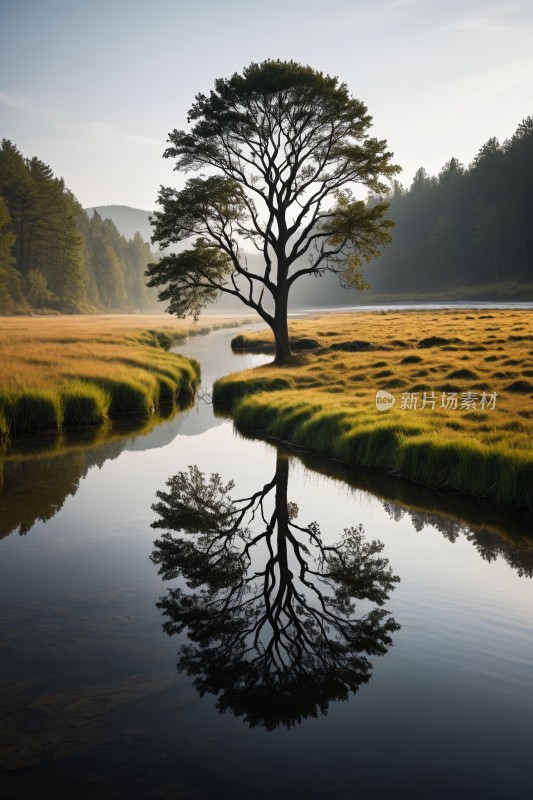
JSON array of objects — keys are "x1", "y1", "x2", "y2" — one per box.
[{"x1": 147, "y1": 60, "x2": 399, "y2": 361}]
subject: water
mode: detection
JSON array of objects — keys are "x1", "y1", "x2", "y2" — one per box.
[
  {"x1": 290, "y1": 301, "x2": 533, "y2": 313},
  {"x1": 1, "y1": 327, "x2": 532, "y2": 799}
]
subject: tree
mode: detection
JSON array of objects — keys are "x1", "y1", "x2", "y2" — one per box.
[
  {"x1": 147, "y1": 60, "x2": 399, "y2": 362},
  {"x1": 150, "y1": 454, "x2": 399, "y2": 729},
  {"x1": 0, "y1": 141, "x2": 86, "y2": 311},
  {"x1": 0, "y1": 195, "x2": 23, "y2": 312}
]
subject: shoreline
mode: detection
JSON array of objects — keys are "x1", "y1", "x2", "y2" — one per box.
[
  {"x1": 0, "y1": 315, "x2": 248, "y2": 439},
  {"x1": 213, "y1": 308, "x2": 533, "y2": 512}
]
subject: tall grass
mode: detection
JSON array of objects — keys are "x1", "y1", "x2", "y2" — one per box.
[
  {"x1": 215, "y1": 309, "x2": 533, "y2": 510},
  {"x1": 0, "y1": 313, "x2": 240, "y2": 437},
  {"x1": 1, "y1": 390, "x2": 63, "y2": 434},
  {"x1": 61, "y1": 381, "x2": 111, "y2": 425}
]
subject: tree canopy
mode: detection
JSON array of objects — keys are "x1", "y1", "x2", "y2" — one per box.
[{"x1": 147, "y1": 60, "x2": 399, "y2": 360}]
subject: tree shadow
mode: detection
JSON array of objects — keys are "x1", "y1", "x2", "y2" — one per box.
[{"x1": 150, "y1": 451, "x2": 400, "y2": 730}]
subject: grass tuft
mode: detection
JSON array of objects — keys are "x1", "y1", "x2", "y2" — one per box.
[
  {"x1": 3, "y1": 391, "x2": 63, "y2": 433},
  {"x1": 62, "y1": 381, "x2": 111, "y2": 425}
]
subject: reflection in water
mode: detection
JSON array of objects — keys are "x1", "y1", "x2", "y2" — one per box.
[
  {"x1": 382, "y1": 502, "x2": 533, "y2": 578},
  {"x1": 151, "y1": 452, "x2": 400, "y2": 730},
  {"x1": 286, "y1": 447, "x2": 533, "y2": 580},
  {"x1": 0, "y1": 398, "x2": 193, "y2": 539}
]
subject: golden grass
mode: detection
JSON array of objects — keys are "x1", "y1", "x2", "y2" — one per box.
[
  {"x1": 0, "y1": 314, "x2": 245, "y2": 435},
  {"x1": 214, "y1": 309, "x2": 533, "y2": 509}
]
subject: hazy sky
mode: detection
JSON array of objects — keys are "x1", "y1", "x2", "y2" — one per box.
[{"x1": 1, "y1": 0, "x2": 532, "y2": 210}]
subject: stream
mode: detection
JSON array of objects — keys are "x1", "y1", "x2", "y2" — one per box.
[{"x1": 0, "y1": 325, "x2": 532, "y2": 800}]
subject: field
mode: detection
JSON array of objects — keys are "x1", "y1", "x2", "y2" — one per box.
[
  {"x1": 214, "y1": 309, "x2": 533, "y2": 510},
  {"x1": 0, "y1": 314, "x2": 244, "y2": 437}
]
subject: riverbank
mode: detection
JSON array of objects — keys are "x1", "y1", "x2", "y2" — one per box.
[
  {"x1": 0, "y1": 315, "x2": 245, "y2": 437},
  {"x1": 214, "y1": 308, "x2": 533, "y2": 510},
  {"x1": 354, "y1": 280, "x2": 533, "y2": 305}
]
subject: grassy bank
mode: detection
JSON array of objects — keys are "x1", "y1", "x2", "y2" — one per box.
[
  {"x1": 0, "y1": 314, "x2": 244, "y2": 437},
  {"x1": 215, "y1": 309, "x2": 533, "y2": 510}
]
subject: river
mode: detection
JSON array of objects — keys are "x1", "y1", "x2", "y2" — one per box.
[{"x1": 0, "y1": 325, "x2": 532, "y2": 799}]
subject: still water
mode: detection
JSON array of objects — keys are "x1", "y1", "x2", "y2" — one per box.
[{"x1": 1, "y1": 327, "x2": 532, "y2": 799}]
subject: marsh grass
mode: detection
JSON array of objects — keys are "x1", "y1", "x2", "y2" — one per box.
[
  {"x1": 215, "y1": 309, "x2": 533, "y2": 509},
  {"x1": 0, "y1": 314, "x2": 243, "y2": 437},
  {"x1": 61, "y1": 381, "x2": 111, "y2": 425}
]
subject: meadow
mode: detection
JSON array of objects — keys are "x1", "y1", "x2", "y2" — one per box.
[
  {"x1": 214, "y1": 309, "x2": 533, "y2": 510},
  {"x1": 0, "y1": 314, "x2": 244, "y2": 437}
]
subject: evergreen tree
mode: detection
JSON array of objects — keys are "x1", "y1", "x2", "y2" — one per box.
[
  {"x1": 366, "y1": 117, "x2": 533, "y2": 296},
  {"x1": 0, "y1": 195, "x2": 23, "y2": 312}
]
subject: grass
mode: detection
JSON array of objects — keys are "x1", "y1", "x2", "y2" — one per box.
[
  {"x1": 0, "y1": 314, "x2": 246, "y2": 437},
  {"x1": 214, "y1": 309, "x2": 533, "y2": 510}
]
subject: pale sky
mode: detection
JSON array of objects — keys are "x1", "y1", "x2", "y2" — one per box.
[{"x1": 1, "y1": 0, "x2": 532, "y2": 210}]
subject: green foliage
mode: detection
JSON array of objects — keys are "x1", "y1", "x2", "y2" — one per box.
[
  {"x1": 0, "y1": 195, "x2": 16, "y2": 269},
  {"x1": 25, "y1": 269, "x2": 58, "y2": 308},
  {"x1": 146, "y1": 237, "x2": 231, "y2": 320},
  {"x1": 0, "y1": 195, "x2": 24, "y2": 312},
  {"x1": 149, "y1": 60, "x2": 399, "y2": 360}
]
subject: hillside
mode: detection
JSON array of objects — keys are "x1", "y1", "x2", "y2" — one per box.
[{"x1": 85, "y1": 205, "x2": 154, "y2": 243}]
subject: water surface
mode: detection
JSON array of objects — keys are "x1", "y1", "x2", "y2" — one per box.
[{"x1": 1, "y1": 326, "x2": 532, "y2": 800}]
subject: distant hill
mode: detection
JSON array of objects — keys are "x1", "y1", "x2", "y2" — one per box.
[{"x1": 85, "y1": 205, "x2": 154, "y2": 243}]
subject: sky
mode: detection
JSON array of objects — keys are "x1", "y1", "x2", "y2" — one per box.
[{"x1": 1, "y1": 0, "x2": 532, "y2": 211}]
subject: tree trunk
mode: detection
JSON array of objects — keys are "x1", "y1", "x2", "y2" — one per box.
[
  {"x1": 274, "y1": 451, "x2": 291, "y2": 585},
  {"x1": 272, "y1": 287, "x2": 292, "y2": 363}
]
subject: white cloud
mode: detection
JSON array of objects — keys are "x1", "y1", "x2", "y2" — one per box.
[
  {"x1": 454, "y1": 58, "x2": 533, "y2": 100},
  {"x1": 0, "y1": 90, "x2": 162, "y2": 149},
  {"x1": 322, "y1": 0, "x2": 417, "y2": 32},
  {"x1": 76, "y1": 122, "x2": 163, "y2": 148},
  {"x1": 0, "y1": 91, "x2": 54, "y2": 116},
  {"x1": 444, "y1": 4, "x2": 526, "y2": 35},
  {"x1": 386, "y1": 0, "x2": 417, "y2": 9}
]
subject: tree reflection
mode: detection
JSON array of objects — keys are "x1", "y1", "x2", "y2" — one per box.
[
  {"x1": 151, "y1": 452, "x2": 400, "y2": 730},
  {"x1": 381, "y1": 502, "x2": 533, "y2": 578}
]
